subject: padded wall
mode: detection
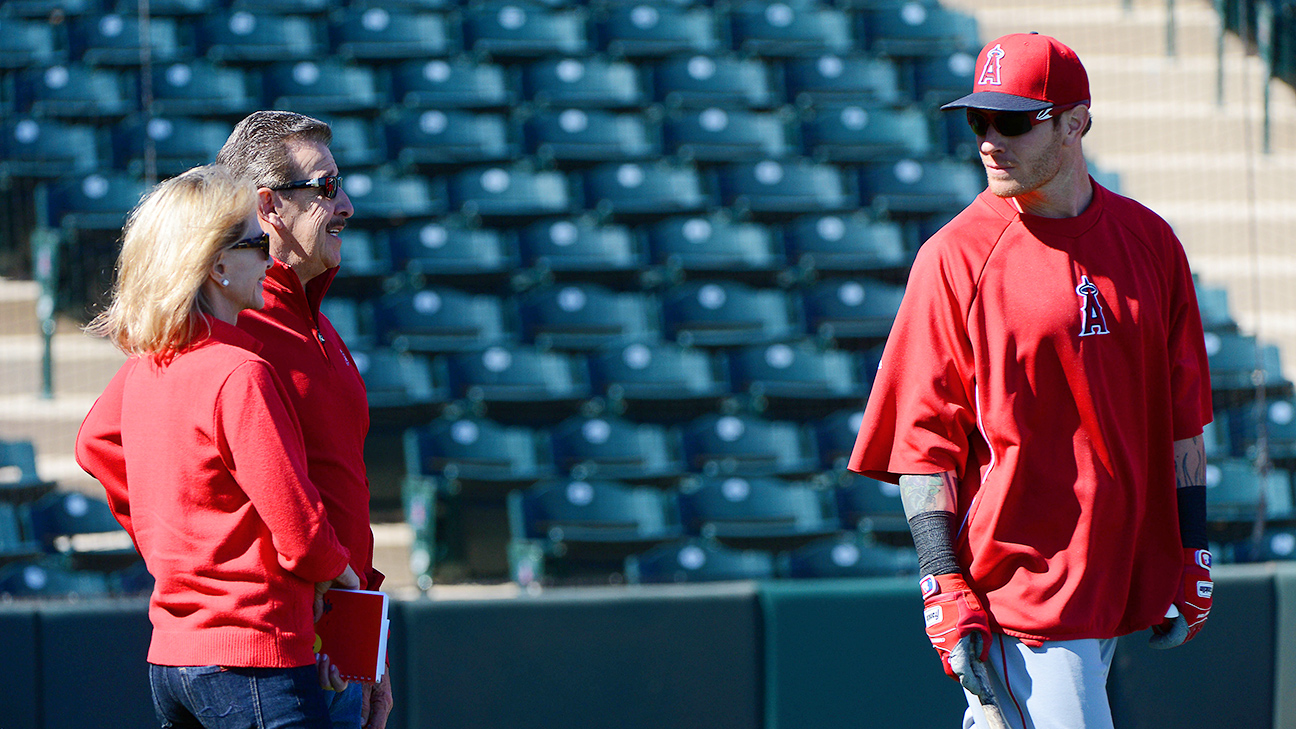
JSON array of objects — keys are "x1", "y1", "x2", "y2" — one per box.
[
  {"x1": 398, "y1": 583, "x2": 762, "y2": 729},
  {"x1": 760, "y1": 577, "x2": 967, "y2": 728},
  {"x1": 38, "y1": 598, "x2": 153, "y2": 729},
  {"x1": 0, "y1": 604, "x2": 40, "y2": 729}
]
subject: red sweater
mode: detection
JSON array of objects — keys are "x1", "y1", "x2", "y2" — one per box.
[
  {"x1": 76, "y1": 318, "x2": 350, "y2": 667},
  {"x1": 238, "y1": 261, "x2": 382, "y2": 590}
]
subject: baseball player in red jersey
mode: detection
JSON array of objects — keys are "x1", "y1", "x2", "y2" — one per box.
[{"x1": 848, "y1": 33, "x2": 1214, "y2": 729}]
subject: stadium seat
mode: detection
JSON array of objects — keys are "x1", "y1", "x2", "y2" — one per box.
[
  {"x1": 228, "y1": 0, "x2": 330, "y2": 14},
  {"x1": 112, "y1": 0, "x2": 216, "y2": 15},
  {"x1": 316, "y1": 115, "x2": 389, "y2": 170},
  {"x1": 386, "y1": 109, "x2": 516, "y2": 169},
  {"x1": 646, "y1": 215, "x2": 786, "y2": 283},
  {"x1": 676, "y1": 475, "x2": 840, "y2": 551},
  {"x1": 717, "y1": 159, "x2": 853, "y2": 216},
  {"x1": 517, "y1": 217, "x2": 647, "y2": 287},
  {"x1": 68, "y1": 13, "x2": 188, "y2": 66},
  {"x1": 783, "y1": 213, "x2": 910, "y2": 279},
  {"x1": 681, "y1": 413, "x2": 820, "y2": 478},
  {"x1": 858, "y1": 158, "x2": 985, "y2": 216},
  {"x1": 662, "y1": 280, "x2": 801, "y2": 347},
  {"x1": 149, "y1": 60, "x2": 259, "y2": 118},
  {"x1": 1224, "y1": 399, "x2": 1296, "y2": 467},
  {"x1": 653, "y1": 54, "x2": 777, "y2": 108},
  {"x1": 814, "y1": 408, "x2": 865, "y2": 471},
  {"x1": 404, "y1": 416, "x2": 555, "y2": 496},
  {"x1": 343, "y1": 170, "x2": 449, "y2": 223},
  {"x1": 351, "y1": 348, "x2": 447, "y2": 427},
  {"x1": 782, "y1": 55, "x2": 904, "y2": 107},
  {"x1": 111, "y1": 116, "x2": 233, "y2": 178},
  {"x1": 46, "y1": 172, "x2": 149, "y2": 231},
  {"x1": 391, "y1": 59, "x2": 517, "y2": 109},
  {"x1": 523, "y1": 56, "x2": 648, "y2": 108},
  {"x1": 912, "y1": 49, "x2": 979, "y2": 106},
  {"x1": 0, "y1": 502, "x2": 41, "y2": 566},
  {"x1": 0, "y1": 118, "x2": 100, "y2": 180},
  {"x1": 725, "y1": 341, "x2": 868, "y2": 419},
  {"x1": 549, "y1": 414, "x2": 687, "y2": 482},
  {"x1": 2, "y1": 0, "x2": 94, "y2": 18},
  {"x1": 462, "y1": 3, "x2": 591, "y2": 58},
  {"x1": 1195, "y1": 277, "x2": 1239, "y2": 334},
  {"x1": 834, "y1": 470, "x2": 908, "y2": 538},
  {"x1": 386, "y1": 220, "x2": 519, "y2": 287},
  {"x1": 373, "y1": 287, "x2": 517, "y2": 353},
  {"x1": 318, "y1": 295, "x2": 375, "y2": 350},
  {"x1": 12, "y1": 64, "x2": 133, "y2": 119},
  {"x1": 448, "y1": 166, "x2": 573, "y2": 222},
  {"x1": 0, "y1": 556, "x2": 111, "y2": 598},
  {"x1": 624, "y1": 537, "x2": 775, "y2": 583},
  {"x1": 802, "y1": 277, "x2": 905, "y2": 343},
  {"x1": 597, "y1": 4, "x2": 722, "y2": 58},
  {"x1": 1206, "y1": 458, "x2": 1295, "y2": 538},
  {"x1": 729, "y1": 2, "x2": 853, "y2": 57},
  {"x1": 0, "y1": 18, "x2": 64, "y2": 69},
  {"x1": 587, "y1": 339, "x2": 731, "y2": 422},
  {"x1": 938, "y1": 107, "x2": 980, "y2": 162},
  {"x1": 330, "y1": 8, "x2": 454, "y2": 61},
  {"x1": 582, "y1": 162, "x2": 712, "y2": 220},
  {"x1": 859, "y1": 3, "x2": 979, "y2": 57},
  {"x1": 261, "y1": 60, "x2": 385, "y2": 114},
  {"x1": 507, "y1": 478, "x2": 683, "y2": 584},
  {"x1": 329, "y1": 228, "x2": 392, "y2": 294},
  {"x1": 800, "y1": 104, "x2": 933, "y2": 162},
  {"x1": 445, "y1": 345, "x2": 592, "y2": 424},
  {"x1": 23, "y1": 490, "x2": 140, "y2": 572},
  {"x1": 1204, "y1": 331, "x2": 1291, "y2": 406},
  {"x1": 200, "y1": 11, "x2": 323, "y2": 63},
  {"x1": 518, "y1": 283, "x2": 659, "y2": 351},
  {"x1": 662, "y1": 108, "x2": 790, "y2": 162},
  {"x1": 524, "y1": 108, "x2": 660, "y2": 165},
  {"x1": 778, "y1": 532, "x2": 919, "y2": 578}
]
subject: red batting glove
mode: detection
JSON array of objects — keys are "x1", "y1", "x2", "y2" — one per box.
[
  {"x1": 921, "y1": 573, "x2": 991, "y2": 680},
  {"x1": 1151, "y1": 548, "x2": 1213, "y2": 649}
]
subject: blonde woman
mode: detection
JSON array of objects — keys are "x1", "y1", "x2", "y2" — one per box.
[{"x1": 76, "y1": 164, "x2": 359, "y2": 729}]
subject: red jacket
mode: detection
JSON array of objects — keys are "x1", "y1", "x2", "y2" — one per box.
[
  {"x1": 76, "y1": 318, "x2": 350, "y2": 667},
  {"x1": 238, "y1": 261, "x2": 382, "y2": 590}
]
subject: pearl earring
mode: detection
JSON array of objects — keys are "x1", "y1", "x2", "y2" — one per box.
[{"x1": 221, "y1": 279, "x2": 229, "y2": 287}]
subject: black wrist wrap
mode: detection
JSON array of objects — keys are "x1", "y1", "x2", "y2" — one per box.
[
  {"x1": 908, "y1": 511, "x2": 961, "y2": 576},
  {"x1": 1177, "y1": 485, "x2": 1208, "y2": 550}
]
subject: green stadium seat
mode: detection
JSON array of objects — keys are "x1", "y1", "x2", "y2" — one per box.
[
  {"x1": 729, "y1": 2, "x2": 853, "y2": 57},
  {"x1": 149, "y1": 60, "x2": 259, "y2": 118},
  {"x1": 0, "y1": 18, "x2": 63, "y2": 69},
  {"x1": 517, "y1": 218, "x2": 647, "y2": 287},
  {"x1": 783, "y1": 213, "x2": 911, "y2": 279},
  {"x1": 625, "y1": 537, "x2": 775, "y2": 583},
  {"x1": 582, "y1": 161, "x2": 712, "y2": 220},
  {"x1": 330, "y1": 8, "x2": 454, "y2": 61},
  {"x1": 717, "y1": 159, "x2": 853, "y2": 217},
  {"x1": 681, "y1": 413, "x2": 820, "y2": 478},
  {"x1": 800, "y1": 104, "x2": 933, "y2": 162},
  {"x1": 801, "y1": 277, "x2": 905, "y2": 343},
  {"x1": 662, "y1": 108, "x2": 790, "y2": 162},
  {"x1": 386, "y1": 109, "x2": 516, "y2": 169},
  {"x1": 261, "y1": 60, "x2": 385, "y2": 114},
  {"x1": 0, "y1": 118, "x2": 100, "y2": 180},
  {"x1": 676, "y1": 475, "x2": 840, "y2": 551},
  {"x1": 587, "y1": 339, "x2": 731, "y2": 423},
  {"x1": 68, "y1": 13, "x2": 189, "y2": 66},
  {"x1": 462, "y1": 3, "x2": 591, "y2": 59},
  {"x1": 778, "y1": 532, "x2": 919, "y2": 578},
  {"x1": 374, "y1": 286, "x2": 517, "y2": 353},
  {"x1": 725, "y1": 341, "x2": 868, "y2": 419},
  {"x1": 783, "y1": 55, "x2": 905, "y2": 107},
  {"x1": 448, "y1": 166, "x2": 573, "y2": 222},
  {"x1": 597, "y1": 4, "x2": 722, "y2": 58},
  {"x1": 200, "y1": 11, "x2": 324, "y2": 64},
  {"x1": 524, "y1": 108, "x2": 660, "y2": 165},
  {"x1": 445, "y1": 345, "x2": 592, "y2": 424},
  {"x1": 549, "y1": 414, "x2": 687, "y2": 482},
  {"x1": 523, "y1": 56, "x2": 649, "y2": 108},
  {"x1": 662, "y1": 280, "x2": 801, "y2": 347},
  {"x1": 391, "y1": 58, "x2": 517, "y2": 109},
  {"x1": 13, "y1": 64, "x2": 133, "y2": 119},
  {"x1": 519, "y1": 283, "x2": 659, "y2": 351},
  {"x1": 653, "y1": 54, "x2": 778, "y2": 108},
  {"x1": 646, "y1": 215, "x2": 787, "y2": 283}
]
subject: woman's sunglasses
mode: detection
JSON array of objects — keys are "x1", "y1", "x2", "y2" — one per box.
[
  {"x1": 230, "y1": 232, "x2": 271, "y2": 255},
  {"x1": 271, "y1": 175, "x2": 343, "y2": 199}
]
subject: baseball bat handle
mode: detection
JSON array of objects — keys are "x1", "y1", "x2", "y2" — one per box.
[{"x1": 969, "y1": 657, "x2": 1010, "y2": 729}]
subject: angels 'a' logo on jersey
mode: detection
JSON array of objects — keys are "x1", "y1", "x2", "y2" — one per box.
[
  {"x1": 978, "y1": 44, "x2": 1005, "y2": 87},
  {"x1": 1075, "y1": 275, "x2": 1110, "y2": 337}
]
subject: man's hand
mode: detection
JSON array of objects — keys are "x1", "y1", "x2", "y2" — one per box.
[
  {"x1": 922, "y1": 573, "x2": 993, "y2": 697},
  {"x1": 316, "y1": 652, "x2": 349, "y2": 692},
  {"x1": 1150, "y1": 548, "x2": 1212, "y2": 649},
  {"x1": 315, "y1": 563, "x2": 361, "y2": 622},
  {"x1": 362, "y1": 670, "x2": 394, "y2": 729}
]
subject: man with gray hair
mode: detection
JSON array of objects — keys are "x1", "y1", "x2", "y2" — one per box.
[{"x1": 217, "y1": 111, "x2": 393, "y2": 729}]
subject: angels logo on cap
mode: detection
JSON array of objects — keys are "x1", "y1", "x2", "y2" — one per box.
[{"x1": 941, "y1": 32, "x2": 1091, "y2": 113}]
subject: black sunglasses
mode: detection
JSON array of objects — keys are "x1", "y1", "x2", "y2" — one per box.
[
  {"x1": 965, "y1": 102, "x2": 1085, "y2": 138},
  {"x1": 230, "y1": 232, "x2": 271, "y2": 255},
  {"x1": 271, "y1": 175, "x2": 343, "y2": 199}
]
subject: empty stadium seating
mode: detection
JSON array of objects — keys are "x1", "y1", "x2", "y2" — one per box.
[{"x1": 8, "y1": 0, "x2": 1291, "y2": 591}]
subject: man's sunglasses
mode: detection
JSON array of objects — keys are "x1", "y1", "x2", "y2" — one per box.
[
  {"x1": 230, "y1": 232, "x2": 271, "y2": 255},
  {"x1": 271, "y1": 175, "x2": 343, "y2": 199},
  {"x1": 965, "y1": 103, "x2": 1085, "y2": 138}
]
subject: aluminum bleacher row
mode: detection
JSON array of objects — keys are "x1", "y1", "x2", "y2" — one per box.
[{"x1": 1, "y1": 0, "x2": 1293, "y2": 592}]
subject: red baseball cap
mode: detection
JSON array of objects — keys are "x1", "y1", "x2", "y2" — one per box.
[{"x1": 941, "y1": 32, "x2": 1090, "y2": 113}]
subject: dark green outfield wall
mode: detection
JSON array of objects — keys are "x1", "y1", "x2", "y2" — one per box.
[{"x1": 6, "y1": 563, "x2": 1294, "y2": 729}]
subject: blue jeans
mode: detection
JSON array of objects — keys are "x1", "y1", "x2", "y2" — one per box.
[
  {"x1": 149, "y1": 664, "x2": 331, "y2": 729},
  {"x1": 323, "y1": 683, "x2": 362, "y2": 729}
]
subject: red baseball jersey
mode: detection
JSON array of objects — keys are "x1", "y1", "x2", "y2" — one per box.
[{"x1": 849, "y1": 181, "x2": 1213, "y2": 642}]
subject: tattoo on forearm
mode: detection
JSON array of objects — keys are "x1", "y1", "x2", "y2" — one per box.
[
  {"x1": 898, "y1": 471, "x2": 958, "y2": 519},
  {"x1": 1174, "y1": 435, "x2": 1206, "y2": 489}
]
